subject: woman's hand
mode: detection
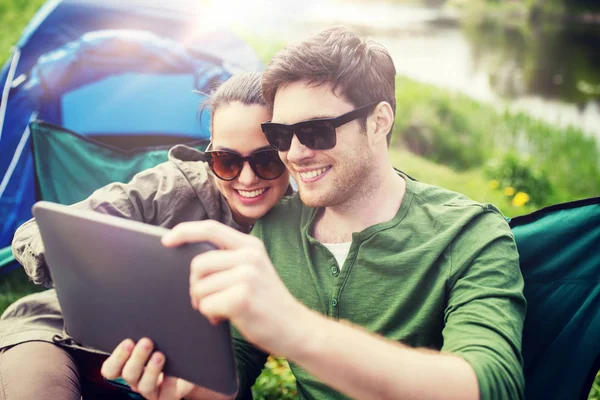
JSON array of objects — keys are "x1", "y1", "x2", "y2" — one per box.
[
  {"x1": 101, "y1": 338, "x2": 195, "y2": 400},
  {"x1": 162, "y1": 220, "x2": 311, "y2": 357}
]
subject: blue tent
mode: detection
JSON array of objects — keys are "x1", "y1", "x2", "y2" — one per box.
[{"x1": 0, "y1": 0, "x2": 262, "y2": 258}]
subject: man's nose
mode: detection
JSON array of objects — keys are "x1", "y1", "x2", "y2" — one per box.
[
  {"x1": 285, "y1": 134, "x2": 315, "y2": 163},
  {"x1": 237, "y1": 161, "x2": 259, "y2": 186}
]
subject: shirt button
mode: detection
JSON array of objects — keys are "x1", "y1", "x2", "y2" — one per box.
[
  {"x1": 331, "y1": 297, "x2": 338, "y2": 307},
  {"x1": 331, "y1": 266, "x2": 339, "y2": 276}
]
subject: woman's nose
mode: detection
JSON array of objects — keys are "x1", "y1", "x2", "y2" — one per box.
[{"x1": 237, "y1": 161, "x2": 259, "y2": 185}]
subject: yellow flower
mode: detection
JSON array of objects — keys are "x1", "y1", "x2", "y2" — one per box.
[
  {"x1": 503, "y1": 187, "x2": 515, "y2": 196},
  {"x1": 489, "y1": 180, "x2": 500, "y2": 189},
  {"x1": 512, "y1": 192, "x2": 530, "y2": 207}
]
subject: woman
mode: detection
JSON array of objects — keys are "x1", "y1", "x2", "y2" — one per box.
[{"x1": 0, "y1": 72, "x2": 290, "y2": 400}]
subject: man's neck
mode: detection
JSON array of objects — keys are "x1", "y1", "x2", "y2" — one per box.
[{"x1": 312, "y1": 167, "x2": 406, "y2": 243}]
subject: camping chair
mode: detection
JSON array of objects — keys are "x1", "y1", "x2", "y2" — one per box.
[
  {"x1": 511, "y1": 197, "x2": 600, "y2": 399},
  {"x1": 0, "y1": 120, "x2": 209, "y2": 273}
]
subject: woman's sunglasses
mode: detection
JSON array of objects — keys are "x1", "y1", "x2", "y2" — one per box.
[
  {"x1": 204, "y1": 145, "x2": 286, "y2": 181},
  {"x1": 260, "y1": 101, "x2": 380, "y2": 152}
]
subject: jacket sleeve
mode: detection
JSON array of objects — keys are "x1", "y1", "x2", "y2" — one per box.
[
  {"x1": 11, "y1": 161, "x2": 186, "y2": 288},
  {"x1": 442, "y1": 208, "x2": 526, "y2": 400}
]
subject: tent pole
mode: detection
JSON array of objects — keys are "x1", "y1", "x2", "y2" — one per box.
[
  {"x1": 0, "y1": 111, "x2": 36, "y2": 200},
  {"x1": 0, "y1": 47, "x2": 21, "y2": 144}
]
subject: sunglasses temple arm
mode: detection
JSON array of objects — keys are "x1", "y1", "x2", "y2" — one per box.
[
  {"x1": 333, "y1": 102, "x2": 379, "y2": 127},
  {"x1": 198, "y1": 152, "x2": 209, "y2": 162}
]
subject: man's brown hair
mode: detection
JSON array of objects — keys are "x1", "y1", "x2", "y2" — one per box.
[{"x1": 262, "y1": 26, "x2": 396, "y2": 145}]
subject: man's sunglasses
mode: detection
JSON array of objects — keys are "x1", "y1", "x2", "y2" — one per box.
[
  {"x1": 204, "y1": 144, "x2": 286, "y2": 181},
  {"x1": 260, "y1": 101, "x2": 380, "y2": 151}
]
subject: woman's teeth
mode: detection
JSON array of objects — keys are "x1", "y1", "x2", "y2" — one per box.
[
  {"x1": 237, "y1": 188, "x2": 267, "y2": 198},
  {"x1": 300, "y1": 167, "x2": 328, "y2": 180}
]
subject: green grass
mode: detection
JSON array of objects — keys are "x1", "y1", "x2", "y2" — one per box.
[
  {"x1": 0, "y1": 0, "x2": 45, "y2": 61},
  {"x1": 0, "y1": 268, "x2": 42, "y2": 313},
  {"x1": 392, "y1": 75, "x2": 600, "y2": 206},
  {"x1": 390, "y1": 147, "x2": 537, "y2": 216}
]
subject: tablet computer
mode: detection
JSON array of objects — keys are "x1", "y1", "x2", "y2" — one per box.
[{"x1": 32, "y1": 201, "x2": 237, "y2": 395}]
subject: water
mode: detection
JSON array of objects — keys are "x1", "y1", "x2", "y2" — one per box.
[
  {"x1": 305, "y1": 1, "x2": 600, "y2": 138},
  {"x1": 218, "y1": 0, "x2": 600, "y2": 138}
]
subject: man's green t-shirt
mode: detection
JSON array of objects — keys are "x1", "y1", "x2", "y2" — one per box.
[{"x1": 234, "y1": 175, "x2": 526, "y2": 400}]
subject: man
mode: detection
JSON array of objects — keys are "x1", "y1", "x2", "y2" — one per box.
[{"x1": 102, "y1": 27, "x2": 526, "y2": 400}]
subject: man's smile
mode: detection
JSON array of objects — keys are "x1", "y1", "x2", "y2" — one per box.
[{"x1": 297, "y1": 166, "x2": 331, "y2": 182}]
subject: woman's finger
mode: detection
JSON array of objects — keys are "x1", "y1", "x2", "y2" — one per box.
[
  {"x1": 162, "y1": 220, "x2": 261, "y2": 250},
  {"x1": 135, "y1": 352, "x2": 166, "y2": 400},
  {"x1": 101, "y1": 339, "x2": 134, "y2": 380},
  {"x1": 121, "y1": 338, "x2": 154, "y2": 387},
  {"x1": 157, "y1": 376, "x2": 182, "y2": 400}
]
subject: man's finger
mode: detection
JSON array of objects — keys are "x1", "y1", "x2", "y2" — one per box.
[
  {"x1": 197, "y1": 284, "x2": 249, "y2": 323},
  {"x1": 136, "y1": 352, "x2": 165, "y2": 400},
  {"x1": 101, "y1": 339, "x2": 134, "y2": 380},
  {"x1": 189, "y1": 248, "x2": 255, "y2": 282},
  {"x1": 162, "y1": 220, "x2": 260, "y2": 250},
  {"x1": 190, "y1": 263, "x2": 250, "y2": 304}
]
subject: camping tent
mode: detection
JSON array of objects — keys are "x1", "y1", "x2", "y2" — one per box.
[{"x1": 0, "y1": 0, "x2": 262, "y2": 260}]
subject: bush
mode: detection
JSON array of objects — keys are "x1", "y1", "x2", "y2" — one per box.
[
  {"x1": 252, "y1": 357, "x2": 297, "y2": 400},
  {"x1": 402, "y1": 102, "x2": 491, "y2": 170},
  {"x1": 486, "y1": 151, "x2": 553, "y2": 207},
  {"x1": 393, "y1": 76, "x2": 599, "y2": 205},
  {"x1": 395, "y1": 78, "x2": 495, "y2": 170}
]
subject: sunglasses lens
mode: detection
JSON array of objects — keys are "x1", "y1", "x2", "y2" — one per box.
[
  {"x1": 262, "y1": 125, "x2": 293, "y2": 151},
  {"x1": 208, "y1": 152, "x2": 243, "y2": 180},
  {"x1": 297, "y1": 121, "x2": 336, "y2": 150},
  {"x1": 251, "y1": 151, "x2": 286, "y2": 180},
  {"x1": 263, "y1": 121, "x2": 336, "y2": 151}
]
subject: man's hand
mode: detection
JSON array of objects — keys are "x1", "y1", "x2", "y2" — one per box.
[
  {"x1": 162, "y1": 220, "x2": 308, "y2": 355},
  {"x1": 101, "y1": 338, "x2": 195, "y2": 400}
]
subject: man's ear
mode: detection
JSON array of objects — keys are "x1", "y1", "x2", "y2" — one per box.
[{"x1": 368, "y1": 102, "x2": 394, "y2": 147}]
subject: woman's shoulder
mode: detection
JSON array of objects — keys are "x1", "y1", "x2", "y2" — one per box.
[
  {"x1": 165, "y1": 146, "x2": 218, "y2": 198},
  {"x1": 273, "y1": 192, "x2": 303, "y2": 211},
  {"x1": 257, "y1": 193, "x2": 308, "y2": 229}
]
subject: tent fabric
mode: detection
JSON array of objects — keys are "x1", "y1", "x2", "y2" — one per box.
[
  {"x1": 61, "y1": 73, "x2": 204, "y2": 137},
  {"x1": 14, "y1": 0, "x2": 262, "y2": 74},
  {"x1": 510, "y1": 197, "x2": 600, "y2": 399},
  {"x1": 0, "y1": 29, "x2": 224, "y2": 248},
  {"x1": 28, "y1": 29, "x2": 223, "y2": 137},
  {"x1": 0, "y1": 246, "x2": 14, "y2": 272},
  {"x1": 0, "y1": 119, "x2": 210, "y2": 275},
  {"x1": 31, "y1": 121, "x2": 209, "y2": 206},
  {"x1": 0, "y1": 0, "x2": 262, "y2": 249},
  {"x1": 0, "y1": 120, "x2": 37, "y2": 251},
  {"x1": 0, "y1": 120, "x2": 210, "y2": 275}
]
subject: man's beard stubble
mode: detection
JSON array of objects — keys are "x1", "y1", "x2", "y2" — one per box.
[{"x1": 297, "y1": 150, "x2": 377, "y2": 212}]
